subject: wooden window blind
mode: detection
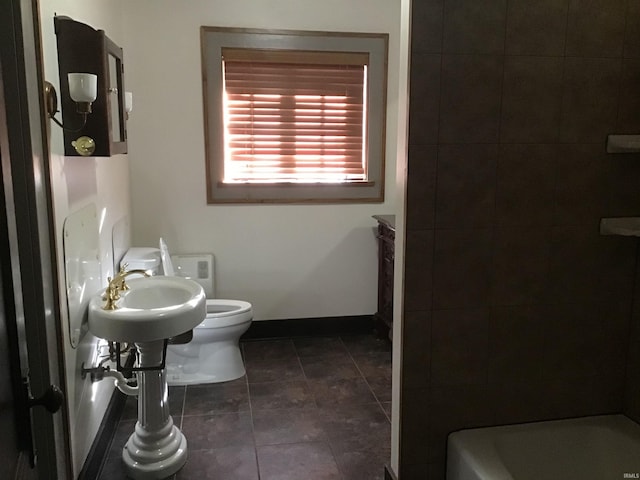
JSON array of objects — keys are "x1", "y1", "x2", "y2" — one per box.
[{"x1": 222, "y1": 48, "x2": 369, "y2": 184}]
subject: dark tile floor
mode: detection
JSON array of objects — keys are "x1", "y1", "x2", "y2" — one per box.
[{"x1": 99, "y1": 334, "x2": 392, "y2": 479}]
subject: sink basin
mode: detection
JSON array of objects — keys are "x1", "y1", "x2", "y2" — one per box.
[{"x1": 88, "y1": 276, "x2": 206, "y2": 342}]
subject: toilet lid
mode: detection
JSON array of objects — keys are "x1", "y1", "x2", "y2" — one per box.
[
  {"x1": 159, "y1": 237, "x2": 175, "y2": 276},
  {"x1": 198, "y1": 299, "x2": 253, "y2": 328}
]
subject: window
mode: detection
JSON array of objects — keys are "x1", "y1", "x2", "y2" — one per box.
[
  {"x1": 222, "y1": 49, "x2": 368, "y2": 184},
  {"x1": 201, "y1": 27, "x2": 388, "y2": 204}
]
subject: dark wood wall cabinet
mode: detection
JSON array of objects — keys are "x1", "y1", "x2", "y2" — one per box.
[
  {"x1": 373, "y1": 215, "x2": 395, "y2": 342},
  {"x1": 54, "y1": 16, "x2": 127, "y2": 156}
]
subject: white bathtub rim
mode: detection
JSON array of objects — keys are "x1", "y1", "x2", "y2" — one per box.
[
  {"x1": 447, "y1": 433, "x2": 514, "y2": 480},
  {"x1": 446, "y1": 414, "x2": 640, "y2": 480}
]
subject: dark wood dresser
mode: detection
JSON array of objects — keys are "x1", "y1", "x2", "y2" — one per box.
[{"x1": 373, "y1": 215, "x2": 395, "y2": 342}]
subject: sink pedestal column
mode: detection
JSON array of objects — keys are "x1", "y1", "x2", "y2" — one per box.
[{"x1": 122, "y1": 340, "x2": 187, "y2": 479}]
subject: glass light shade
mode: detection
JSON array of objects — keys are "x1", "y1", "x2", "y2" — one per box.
[
  {"x1": 68, "y1": 73, "x2": 97, "y2": 102},
  {"x1": 124, "y1": 91, "x2": 133, "y2": 114}
]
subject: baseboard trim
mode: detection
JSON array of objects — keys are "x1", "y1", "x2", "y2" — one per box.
[
  {"x1": 385, "y1": 464, "x2": 398, "y2": 480},
  {"x1": 241, "y1": 315, "x2": 375, "y2": 339}
]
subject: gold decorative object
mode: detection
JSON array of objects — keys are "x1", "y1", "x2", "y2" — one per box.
[
  {"x1": 44, "y1": 81, "x2": 58, "y2": 118},
  {"x1": 71, "y1": 136, "x2": 96, "y2": 156}
]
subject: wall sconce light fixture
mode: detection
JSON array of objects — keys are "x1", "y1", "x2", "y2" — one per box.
[
  {"x1": 124, "y1": 91, "x2": 133, "y2": 120},
  {"x1": 45, "y1": 73, "x2": 97, "y2": 131},
  {"x1": 68, "y1": 73, "x2": 97, "y2": 114},
  {"x1": 45, "y1": 73, "x2": 97, "y2": 155}
]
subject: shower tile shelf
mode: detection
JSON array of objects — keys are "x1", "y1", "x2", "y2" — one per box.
[
  {"x1": 600, "y1": 217, "x2": 640, "y2": 237},
  {"x1": 606, "y1": 134, "x2": 640, "y2": 153}
]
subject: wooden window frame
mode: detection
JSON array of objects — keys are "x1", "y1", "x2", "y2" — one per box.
[{"x1": 201, "y1": 27, "x2": 388, "y2": 204}]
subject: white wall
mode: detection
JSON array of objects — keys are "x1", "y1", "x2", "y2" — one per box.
[
  {"x1": 122, "y1": 0, "x2": 402, "y2": 320},
  {"x1": 39, "y1": 0, "x2": 130, "y2": 475}
]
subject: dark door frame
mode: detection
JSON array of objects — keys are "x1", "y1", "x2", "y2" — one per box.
[{"x1": 0, "y1": 0, "x2": 71, "y2": 478}]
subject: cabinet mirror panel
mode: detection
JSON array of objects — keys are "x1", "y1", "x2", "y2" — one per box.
[{"x1": 108, "y1": 52, "x2": 123, "y2": 143}]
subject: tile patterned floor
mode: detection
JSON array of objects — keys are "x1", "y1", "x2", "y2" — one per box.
[{"x1": 99, "y1": 334, "x2": 392, "y2": 479}]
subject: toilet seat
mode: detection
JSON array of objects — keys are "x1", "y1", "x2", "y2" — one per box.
[
  {"x1": 159, "y1": 238, "x2": 175, "y2": 275},
  {"x1": 200, "y1": 299, "x2": 253, "y2": 328},
  {"x1": 159, "y1": 239, "x2": 253, "y2": 328}
]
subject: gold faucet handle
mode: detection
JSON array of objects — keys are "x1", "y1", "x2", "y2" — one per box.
[
  {"x1": 102, "y1": 276, "x2": 116, "y2": 300},
  {"x1": 116, "y1": 264, "x2": 129, "y2": 291},
  {"x1": 117, "y1": 266, "x2": 150, "y2": 292},
  {"x1": 102, "y1": 277, "x2": 121, "y2": 310},
  {"x1": 101, "y1": 269, "x2": 150, "y2": 310}
]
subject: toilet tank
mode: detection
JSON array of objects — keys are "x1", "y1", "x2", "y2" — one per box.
[
  {"x1": 171, "y1": 254, "x2": 215, "y2": 298},
  {"x1": 120, "y1": 247, "x2": 161, "y2": 275}
]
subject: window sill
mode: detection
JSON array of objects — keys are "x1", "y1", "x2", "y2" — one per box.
[
  {"x1": 217, "y1": 181, "x2": 376, "y2": 188},
  {"x1": 208, "y1": 180, "x2": 382, "y2": 204}
]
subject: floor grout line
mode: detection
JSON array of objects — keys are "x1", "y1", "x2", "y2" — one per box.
[{"x1": 340, "y1": 336, "x2": 393, "y2": 424}]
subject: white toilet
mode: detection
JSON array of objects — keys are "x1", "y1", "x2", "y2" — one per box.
[{"x1": 121, "y1": 241, "x2": 252, "y2": 385}]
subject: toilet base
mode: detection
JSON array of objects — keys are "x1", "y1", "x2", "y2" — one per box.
[
  {"x1": 165, "y1": 367, "x2": 245, "y2": 386},
  {"x1": 166, "y1": 339, "x2": 246, "y2": 385}
]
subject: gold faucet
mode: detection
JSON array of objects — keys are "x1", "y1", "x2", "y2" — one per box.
[{"x1": 102, "y1": 265, "x2": 150, "y2": 310}]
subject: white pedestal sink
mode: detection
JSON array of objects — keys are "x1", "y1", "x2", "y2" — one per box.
[{"x1": 88, "y1": 276, "x2": 206, "y2": 479}]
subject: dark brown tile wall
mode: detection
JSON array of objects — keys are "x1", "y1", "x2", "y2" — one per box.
[{"x1": 401, "y1": 0, "x2": 640, "y2": 478}]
